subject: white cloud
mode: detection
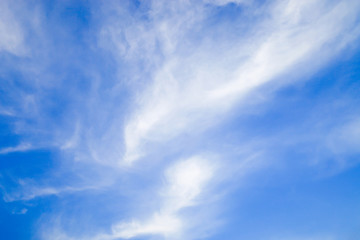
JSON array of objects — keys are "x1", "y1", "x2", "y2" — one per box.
[
  {"x1": 271, "y1": 235, "x2": 336, "y2": 240},
  {"x1": 0, "y1": 1, "x2": 25, "y2": 55},
  {"x1": 1, "y1": 1, "x2": 359, "y2": 239},
  {"x1": 0, "y1": 107, "x2": 15, "y2": 116},
  {"x1": 122, "y1": 0, "x2": 360, "y2": 164},
  {"x1": 3, "y1": 184, "x2": 98, "y2": 202},
  {"x1": 203, "y1": 0, "x2": 248, "y2": 6},
  {"x1": 0, "y1": 142, "x2": 32, "y2": 154},
  {"x1": 102, "y1": 156, "x2": 216, "y2": 239},
  {"x1": 326, "y1": 118, "x2": 360, "y2": 155},
  {"x1": 110, "y1": 214, "x2": 181, "y2": 239},
  {"x1": 11, "y1": 208, "x2": 28, "y2": 215}
]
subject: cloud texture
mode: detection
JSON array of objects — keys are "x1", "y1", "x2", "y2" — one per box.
[{"x1": 0, "y1": 0, "x2": 360, "y2": 240}]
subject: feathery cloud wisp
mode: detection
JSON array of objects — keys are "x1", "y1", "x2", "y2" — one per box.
[{"x1": 0, "y1": 0, "x2": 360, "y2": 240}]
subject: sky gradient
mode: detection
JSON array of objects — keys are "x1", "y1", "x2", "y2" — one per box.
[{"x1": 1, "y1": 0, "x2": 360, "y2": 239}]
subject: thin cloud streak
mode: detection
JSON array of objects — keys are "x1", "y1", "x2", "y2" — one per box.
[
  {"x1": 0, "y1": 142, "x2": 33, "y2": 154},
  {"x1": 3, "y1": 184, "x2": 100, "y2": 202}
]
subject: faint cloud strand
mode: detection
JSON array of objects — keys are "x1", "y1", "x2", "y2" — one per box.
[
  {"x1": 0, "y1": 142, "x2": 32, "y2": 155},
  {"x1": 0, "y1": 0, "x2": 25, "y2": 55}
]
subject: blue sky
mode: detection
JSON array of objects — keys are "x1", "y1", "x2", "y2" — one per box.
[{"x1": 0, "y1": 0, "x2": 360, "y2": 239}]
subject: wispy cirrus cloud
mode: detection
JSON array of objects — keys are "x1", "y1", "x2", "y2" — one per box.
[
  {"x1": 0, "y1": 0, "x2": 25, "y2": 55},
  {"x1": 0, "y1": 142, "x2": 32, "y2": 154},
  {"x1": 106, "y1": 156, "x2": 217, "y2": 239},
  {"x1": 39, "y1": 155, "x2": 221, "y2": 240},
  {"x1": 0, "y1": 0, "x2": 360, "y2": 240},
  {"x1": 120, "y1": 0, "x2": 360, "y2": 164}
]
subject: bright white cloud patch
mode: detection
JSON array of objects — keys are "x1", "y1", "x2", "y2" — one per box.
[
  {"x1": 122, "y1": 0, "x2": 360, "y2": 164},
  {"x1": 102, "y1": 156, "x2": 216, "y2": 239}
]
